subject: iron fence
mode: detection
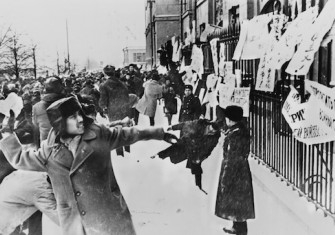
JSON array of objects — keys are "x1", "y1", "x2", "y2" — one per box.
[{"x1": 210, "y1": 20, "x2": 335, "y2": 219}]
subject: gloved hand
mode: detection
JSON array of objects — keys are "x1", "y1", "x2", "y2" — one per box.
[
  {"x1": 1, "y1": 110, "x2": 15, "y2": 134},
  {"x1": 163, "y1": 132, "x2": 178, "y2": 144}
]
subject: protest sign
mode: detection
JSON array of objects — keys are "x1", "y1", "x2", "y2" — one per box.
[
  {"x1": 240, "y1": 14, "x2": 272, "y2": 60},
  {"x1": 217, "y1": 83, "x2": 235, "y2": 109},
  {"x1": 305, "y1": 80, "x2": 335, "y2": 136},
  {"x1": 255, "y1": 42, "x2": 277, "y2": 92},
  {"x1": 282, "y1": 82, "x2": 335, "y2": 144},
  {"x1": 233, "y1": 20, "x2": 248, "y2": 60},
  {"x1": 286, "y1": 1, "x2": 335, "y2": 75},
  {"x1": 219, "y1": 61, "x2": 233, "y2": 78},
  {"x1": 271, "y1": 6, "x2": 318, "y2": 69},
  {"x1": 210, "y1": 38, "x2": 219, "y2": 75},
  {"x1": 218, "y1": 85, "x2": 250, "y2": 117},
  {"x1": 230, "y1": 87, "x2": 251, "y2": 117},
  {"x1": 190, "y1": 44, "x2": 204, "y2": 74}
]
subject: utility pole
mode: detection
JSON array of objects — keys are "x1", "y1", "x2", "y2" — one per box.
[
  {"x1": 149, "y1": 0, "x2": 155, "y2": 69},
  {"x1": 32, "y1": 45, "x2": 37, "y2": 79},
  {"x1": 56, "y1": 52, "x2": 60, "y2": 75},
  {"x1": 66, "y1": 19, "x2": 71, "y2": 73}
]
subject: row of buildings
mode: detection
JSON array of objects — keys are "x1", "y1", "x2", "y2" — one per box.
[
  {"x1": 144, "y1": 0, "x2": 292, "y2": 69},
  {"x1": 143, "y1": 0, "x2": 335, "y2": 222}
]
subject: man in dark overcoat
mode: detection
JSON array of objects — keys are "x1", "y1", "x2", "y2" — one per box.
[
  {"x1": 215, "y1": 105, "x2": 255, "y2": 235},
  {"x1": 99, "y1": 65, "x2": 131, "y2": 156},
  {"x1": 0, "y1": 96, "x2": 178, "y2": 235},
  {"x1": 99, "y1": 65, "x2": 130, "y2": 121}
]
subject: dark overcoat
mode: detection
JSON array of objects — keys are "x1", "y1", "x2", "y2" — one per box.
[
  {"x1": 215, "y1": 122, "x2": 255, "y2": 222},
  {"x1": 0, "y1": 124, "x2": 165, "y2": 235},
  {"x1": 99, "y1": 77, "x2": 130, "y2": 121},
  {"x1": 179, "y1": 94, "x2": 202, "y2": 122}
]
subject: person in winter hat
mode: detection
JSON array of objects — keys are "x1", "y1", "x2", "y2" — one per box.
[
  {"x1": 179, "y1": 84, "x2": 202, "y2": 122},
  {"x1": 32, "y1": 76, "x2": 66, "y2": 144},
  {"x1": 215, "y1": 105, "x2": 255, "y2": 235},
  {"x1": 0, "y1": 96, "x2": 178, "y2": 235},
  {"x1": 135, "y1": 70, "x2": 163, "y2": 126},
  {"x1": 99, "y1": 65, "x2": 131, "y2": 156}
]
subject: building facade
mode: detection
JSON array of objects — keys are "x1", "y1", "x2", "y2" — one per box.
[
  {"x1": 122, "y1": 47, "x2": 146, "y2": 67},
  {"x1": 145, "y1": 0, "x2": 181, "y2": 69}
]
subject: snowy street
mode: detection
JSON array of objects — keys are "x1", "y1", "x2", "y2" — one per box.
[{"x1": 43, "y1": 101, "x2": 335, "y2": 235}]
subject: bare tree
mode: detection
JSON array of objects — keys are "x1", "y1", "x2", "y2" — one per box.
[
  {"x1": 0, "y1": 31, "x2": 34, "y2": 81},
  {"x1": 0, "y1": 26, "x2": 11, "y2": 51}
]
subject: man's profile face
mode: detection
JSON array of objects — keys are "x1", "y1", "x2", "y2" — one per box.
[{"x1": 66, "y1": 111, "x2": 85, "y2": 135}]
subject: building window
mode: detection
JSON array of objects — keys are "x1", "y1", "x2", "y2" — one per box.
[{"x1": 133, "y1": 53, "x2": 146, "y2": 63}]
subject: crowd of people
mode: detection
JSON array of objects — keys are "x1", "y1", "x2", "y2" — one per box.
[{"x1": 0, "y1": 62, "x2": 255, "y2": 235}]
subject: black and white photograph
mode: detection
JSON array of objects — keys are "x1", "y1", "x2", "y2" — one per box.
[{"x1": 0, "y1": 0, "x2": 335, "y2": 234}]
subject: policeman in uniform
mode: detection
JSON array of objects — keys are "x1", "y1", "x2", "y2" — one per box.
[{"x1": 179, "y1": 84, "x2": 202, "y2": 122}]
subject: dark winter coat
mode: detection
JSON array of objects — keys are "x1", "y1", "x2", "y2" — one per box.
[
  {"x1": 32, "y1": 93, "x2": 65, "y2": 142},
  {"x1": 158, "y1": 119, "x2": 220, "y2": 172},
  {"x1": 121, "y1": 76, "x2": 144, "y2": 98},
  {"x1": 168, "y1": 71, "x2": 185, "y2": 98},
  {"x1": 215, "y1": 122, "x2": 255, "y2": 222},
  {"x1": 99, "y1": 76, "x2": 130, "y2": 121},
  {"x1": 135, "y1": 80, "x2": 163, "y2": 117},
  {"x1": 179, "y1": 94, "x2": 202, "y2": 122},
  {"x1": 0, "y1": 123, "x2": 165, "y2": 235},
  {"x1": 163, "y1": 92, "x2": 177, "y2": 115}
]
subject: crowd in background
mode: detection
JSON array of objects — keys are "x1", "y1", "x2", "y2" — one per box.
[{"x1": 0, "y1": 62, "x2": 204, "y2": 235}]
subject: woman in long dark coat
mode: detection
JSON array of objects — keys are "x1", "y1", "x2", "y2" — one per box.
[{"x1": 215, "y1": 105, "x2": 255, "y2": 235}]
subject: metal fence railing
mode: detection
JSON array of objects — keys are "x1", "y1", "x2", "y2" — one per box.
[{"x1": 207, "y1": 16, "x2": 335, "y2": 219}]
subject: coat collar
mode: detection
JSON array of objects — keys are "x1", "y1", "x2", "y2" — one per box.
[
  {"x1": 69, "y1": 127, "x2": 96, "y2": 175},
  {"x1": 47, "y1": 127, "x2": 97, "y2": 175},
  {"x1": 81, "y1": 128, "x2": 97, "y2": 140},
  {"x1": 224, "y1": 122, "x2": 242, "y2": 136}
]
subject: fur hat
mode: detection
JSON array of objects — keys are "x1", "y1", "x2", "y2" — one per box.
[
  {"x1": 224, "y1": 105, "x2": 243, "y2": 122},
  {"x1": 103, "y1": 65, "x2": 116, "y2": 76},
  {"x1": 45, "y1": 76, "x2": 63, "y2": 94},
  {"x1": 46, "y1": 96, "x2": 93, "y2": 136}
]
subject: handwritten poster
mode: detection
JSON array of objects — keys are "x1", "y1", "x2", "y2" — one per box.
[
  {"x1": 305, "y1": 80, "x2": 335, "y2": 140},
  {"x1": 219, "y1": 61, "x2": 233, "y2": 78},
  {"x1": 271, "y1": 6, "x2": 318, "y2": 69},
  {"x1": 218, "y1": 85, "x2": 250, "y2": 117},
  {"x1": 240, "y1": 14, "x2": 272, "y2": 60},
  {"x1": 230, "y1": 87, "x2": 251, "y2": 117},
  {"x1": 217, "y1": 83, "x2": 235, "y2": 109},
  {"x1": 282, "y1": 82, "x2": 335, "y2": 144},
  {"x1": 190, "y1": 44, "x2": 204, "y2": 75},
  {"x1": 255, "y1": 42, "x2": 277, "y2": 92},
  {"x1": 286, "y1": 1, "x2": 335, "y2": 75},
  {"x1": 232, "y1": 20, "x2": 249, "y2": 60},
  {"x1": 210, "y1": 38, "x2": 219, "y2": 75}
]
